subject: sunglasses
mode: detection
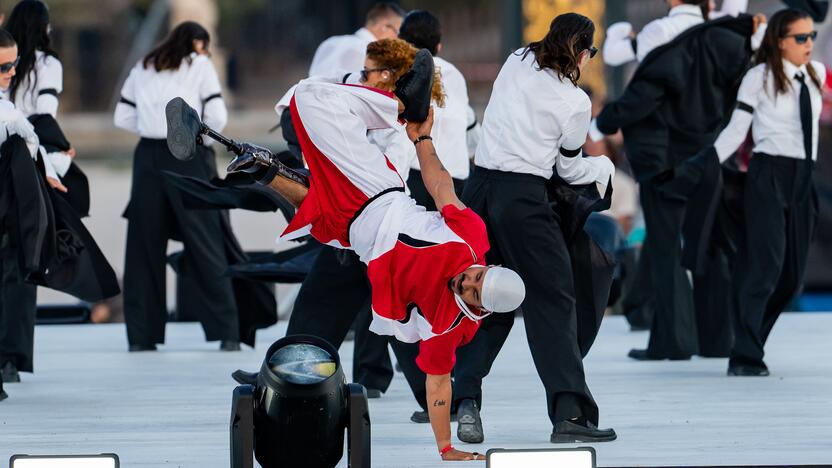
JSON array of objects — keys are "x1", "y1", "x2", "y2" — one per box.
[
  {"x1": 784, "y1": 31, "x2": 818, "y2": 44},
  {"x1": 0, "y1": 56, "x2": 19, "y2": 74},
  {"x1": 360, "y1": 67, "x2": 394, "y2": 82},
  {"x1": 587, "y1": 46, "x2": 598, "y2": 59}
]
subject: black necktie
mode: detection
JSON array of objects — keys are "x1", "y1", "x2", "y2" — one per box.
[{"x1": 796, "y1": 72, "x2": 813, "y2": 160}]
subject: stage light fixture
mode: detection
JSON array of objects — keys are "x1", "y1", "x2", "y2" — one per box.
[
  {"x1": 230, "y1": 335, "x2": 370, "y2": 468},
  {"x1": 487, "y1": 447, "x2": 595, "y2": 468}
]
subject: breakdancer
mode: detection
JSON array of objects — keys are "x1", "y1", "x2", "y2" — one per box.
[{"x1": 227, "y1": 49, "x2": 525, "y2": 461}]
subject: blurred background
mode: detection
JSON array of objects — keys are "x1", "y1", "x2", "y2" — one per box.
[{"x1": 28, "y1": 0, "x2": 832, "y2": 316}]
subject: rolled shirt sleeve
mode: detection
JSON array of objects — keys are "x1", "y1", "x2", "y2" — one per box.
[
  {"x1": 35, "y1": 56, "x2": 63, "y2": 116},
  {"x1": 555, "y1": 103, "x2": 616, "y2": 185},
  {"x1": 114, "y1": 65, "x2": 139, "y2": 133},
  {"x1": 199, "y1": 58, "x2": 228, "y2": 133},
  {"x1": 713, "y1": 66, "x2": 763, "y2": 161}
]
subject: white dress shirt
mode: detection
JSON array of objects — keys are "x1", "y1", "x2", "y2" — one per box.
[
  {"x1": 409, "y1": 56, "x2": 470, "y2": 180},
  {"x1": 1, "y1": 52, "x2": 68, "y2": 178},
  {"x1": 309, "y1": 28, "x2": 377, "y2": 77},
  {"x1": 475, "y1": 49, "x2": 613, "y2": 184},
  {"x1": 714, "y1": 60, "x2": 826, "y2": 162},
  {"x1": 604, "y1": 4, "x2": 705, "y2": 66},
  {"x1": 114, "y1": 53, "x2": 227, "y2": 139},
  {"x1": 5, "y1": 50, "x2": 62, "y2": 117}
]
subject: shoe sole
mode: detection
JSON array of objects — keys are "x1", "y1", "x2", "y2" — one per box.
[
  {"x1": 457, "y1": 413, "x2": 484, "y2": 443},
  {"x1": 727, "y1": 370, "x2": 769, "y2": 377},
  {"x1": 551, "y1": 433, "x2": 617, "y2": 443}
]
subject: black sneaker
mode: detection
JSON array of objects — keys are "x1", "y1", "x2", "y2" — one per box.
[
  {"x1": 128, "y1": 344, "x2": 157, "y2": 352},
  {"x1": 365, "y1": 388, "x2": 383, "y2": 399},
  {"x1": 395, "y1": 49, "x2": 434, "y2": 122},
  {"x1": 551, "y1": 420, "x2": 617, "y2": 443},
  {"x1": 0, "y1": 374, "x2": 6, "y2": 401},
  {"x1": 410, "y1": 409, "x2": 458, "y2": 424},
  {"x1": 1, "y1": 361, "x2": 20, "y2": 383},
  {"x1": 456, "y1": 399, "x2": 484, "y2": 443},
  {"x1": 727, "y1": 363, "x2": 769, "y2": 376}
]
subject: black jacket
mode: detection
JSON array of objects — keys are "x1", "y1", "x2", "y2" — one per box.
[
  {"x1": 596, "y1": 15, "x2": 755, "y2": 182},
  {"x1": 0, "y1": 132, "x2": 119, "y2": 302}
]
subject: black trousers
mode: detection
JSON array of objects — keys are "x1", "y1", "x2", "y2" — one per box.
[
  {"x1": 692, "y1": 250, "x2": 735, "y2": 357},
  {"x1": 287, "y1": 246, "x2": 428, "y2": 409},
  {"x1": 123, "y1": 139, "x2": 239, "y2": 346},
  {"x1": 639, "y1": 180, "x2": 698, "y2": 358},
  {"x1": 620, "y1": 247, "x2": 654, "y2": 329},
  {"x1": 731, "y1": 155, "x2": 816, "y2": 368},
  {"x1": 453, "y1": 167, "x2": 599, "y2": 427},
  {"x1": 0, "y1": 236, "x2": 36, "y2": 372}
]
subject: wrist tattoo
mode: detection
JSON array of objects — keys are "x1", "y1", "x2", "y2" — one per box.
[{"x1": 433, "y1": 399, "x2": 447, "y2": 407}]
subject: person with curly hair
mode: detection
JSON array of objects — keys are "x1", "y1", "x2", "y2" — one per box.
[{"x1": 232, "y1": 39, "x2": 526, "y2": 461}]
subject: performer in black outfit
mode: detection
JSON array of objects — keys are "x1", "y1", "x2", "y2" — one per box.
[
  {"x1": 709, "y1": 9, "x2": 824, "y2": 376},
  {"x1": 590, "y1": 11, "x2": 764, "y2": 360},
  {"x1": 114, "y1": 22, "x2": 242, "y2": 352},
  {"x1": 452, "y1": 14, "x2": 617, "y2": 444},
  {"x1": 0, "y1": 0, "x2": 71, "y2": 383}
]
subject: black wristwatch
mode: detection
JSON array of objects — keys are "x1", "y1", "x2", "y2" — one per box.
[{"x1": 413, "y1": 135, "x2": 433, "y2": 145}]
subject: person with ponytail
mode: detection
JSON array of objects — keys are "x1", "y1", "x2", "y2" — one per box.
[
  {"x1": 709, "y1": 8, "x2": 825, "y2": 376},
  {"x1": 114, "y1": 21, "x2": 243, "y2": 353},
  {"x1": 451, "y1": 13, "x2": 616, "y2": 445}
]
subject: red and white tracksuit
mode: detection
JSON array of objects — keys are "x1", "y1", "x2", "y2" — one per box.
[{"x1": 282, "y1": 80, "x2": 490, "y2": 374}]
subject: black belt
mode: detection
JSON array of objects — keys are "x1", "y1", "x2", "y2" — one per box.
[{"x1": 346, "y1": 187, "x2": 405, "y2": 237}]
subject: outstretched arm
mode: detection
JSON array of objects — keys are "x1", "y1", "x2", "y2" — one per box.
[{"x1": 406, "y1": 108, "x2": 464, "y2": 210}]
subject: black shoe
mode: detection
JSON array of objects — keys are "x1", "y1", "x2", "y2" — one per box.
[
  {"x1": 2, "y1": 361, "x2": 20, "y2": 383},
  {"x1": 0, "y1": 374, "x2": 6, "y2": 401},
  {"x1": 226, "y1": 143, "x2": 309, "y2": 187},
  {"x1": 232, "y1": 369, "x2": 258, "y2": 385},
  {"x1": 727, "y1": 363, "x2": 769, "y2": 376},
  {"x1": 364, "y1": 387, "x2": 383, "y2": 399},
  {"x1": 456, "y1": 399, "x2": 484, "y2": 443},
  {"x1": 220, "y1": 340, "x2": 241, "y2": 352},
  {"x1": 410, "y1": 409, "x2": 458, "y2": 424},
  {"x1": 551, "y1": 420, "x2": 617, "y2": 443},
  {"x1": 395, "y1": 49, "x2": 434, "y2": 122},
  {"x1": 628, "y1": 348, "x2": 691, "y2": 361},
  {"x1": 128, "y1": 344, "x2": 157, "y2": 352}
]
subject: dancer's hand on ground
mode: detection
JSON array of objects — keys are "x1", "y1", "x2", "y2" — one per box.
[
  {"x1": 405, "y1": 106, "x2": 434, "y2": 141},
  {"x1": 441, "y1": 448, "x2": 485, "y2": 461},
  {"x1": 47, "y1": 176, "x2": 68, "y2": 193}
]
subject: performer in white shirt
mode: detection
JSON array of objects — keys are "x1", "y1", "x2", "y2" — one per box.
[
  {"x1": 114, "y1": 21, "x2": 241, "y2": 353},
  {"x1": 308, "y1": 1, "x2": 404, "y2": 77},
  {"x1": 603, "y1": 0, "x2": 749, "y2": 66},
  {"x1": 451, "y1": 13, "x2": 616, "y2": 445},
  {"x1": 709, "y1": 9, "x2": 825, "y2": 377},
  {"x1": 398, "y1": 10, "x2": 470, "y2": 210},
  {"x1": 0, "y1": 0, "x2": 72, "y2": 386}
]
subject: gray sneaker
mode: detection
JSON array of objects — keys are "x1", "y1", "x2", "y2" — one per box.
[{"x1": 456, "y1": 399, "x2": 484, "y2": 443}]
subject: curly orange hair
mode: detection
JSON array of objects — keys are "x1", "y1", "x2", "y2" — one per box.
[{"x1": 366, "y1": 38, "x2": 445, "y2": 107}]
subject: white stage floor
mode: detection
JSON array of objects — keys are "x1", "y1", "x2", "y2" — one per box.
[{"x1": 1, "y1": 315, "x2": 831, "y2": 467}]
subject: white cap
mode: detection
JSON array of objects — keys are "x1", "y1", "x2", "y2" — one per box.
[{"x1": 480, "y1": 266, "x2": 525, "y2": 313}]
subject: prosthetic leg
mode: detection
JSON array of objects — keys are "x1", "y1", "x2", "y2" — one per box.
[{"x1": 164, "y1": 97, "x2": 309, "y2": 188}]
